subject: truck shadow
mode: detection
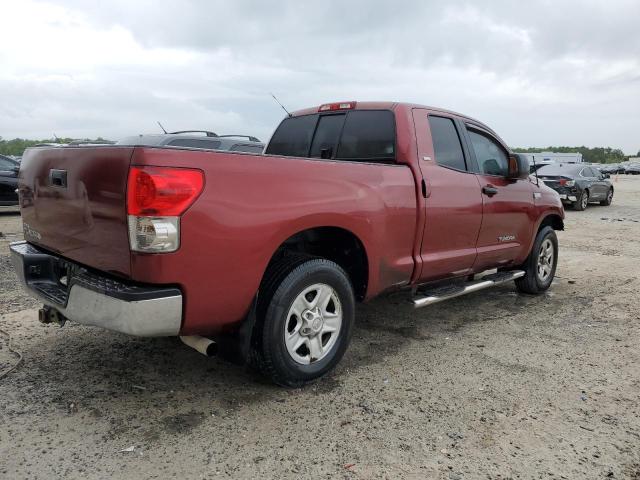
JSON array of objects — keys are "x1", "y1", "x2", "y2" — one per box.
[{"x1": 4, "y1": 282, "x2": 548, "y2": 438}]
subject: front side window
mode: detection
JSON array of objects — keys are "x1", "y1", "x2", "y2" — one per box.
[
  {"x1": 428, "y1": 116, "x2": 466, "y2": 171},
  {"x1": 266, "y1": 110, "x2": 396, "y2": 162},
  {"x1": 467, "y1": 129, "x2": 509, "y2": 176}
]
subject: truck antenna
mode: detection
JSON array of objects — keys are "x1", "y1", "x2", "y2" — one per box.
[
  {"x1": 157, "y1": 121, "x2": 168, "y2": 134},
  {"x1": 270, "y1": 93, "x2": 292, "y2": 118}
]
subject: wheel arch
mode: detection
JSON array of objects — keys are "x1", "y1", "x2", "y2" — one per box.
[{"x1": 262, "y1": 226, "x2": 370, "y2": 301}]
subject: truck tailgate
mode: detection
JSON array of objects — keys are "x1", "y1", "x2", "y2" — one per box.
[{"x1": 18, "y1": 146, "x2": 134, "y2": 277}]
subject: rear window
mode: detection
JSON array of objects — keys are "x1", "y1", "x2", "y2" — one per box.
[
  {"x1": 537, "y1": 164, "x2": 582, "y2": 176},
  {"x1": 265, "y1": 114, "x2": 317, "y2": 157},
  {"x1": 229, "y1": 144, "x2": 264, "y2": 153},
  {"x1": 266, "y1": 110, "x2": 395, "y2": 162},
  {"x1": 167, "y1": 138, "x2": 221, "y2": 150}
]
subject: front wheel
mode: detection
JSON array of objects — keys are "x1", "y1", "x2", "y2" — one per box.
[
  {"x1": 253, "y1": 257, "x2": 355, "y2": 387},
  {"x1": 515, "y1": 226, "x2": 558, "y2": 294}
]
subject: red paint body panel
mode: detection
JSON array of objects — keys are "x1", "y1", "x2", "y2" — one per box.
[
  {"x1": 129, "y1": 147, "x2": 417, "y2": 334},
  {"x1": 17, "y1": 102, "x2": 564, "y2": 337},
  {"x1": 18, "y1": 147, "x2": 134, "y2": 277}
]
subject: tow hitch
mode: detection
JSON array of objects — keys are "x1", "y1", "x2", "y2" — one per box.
[{"x1": 38, "y1": 305, "x2": 67, "y2": 327}]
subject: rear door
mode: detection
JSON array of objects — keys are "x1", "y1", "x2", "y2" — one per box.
[
  {"x1": 463, "y1": 125, "x2": 535, "y2": 270},
  {"x1": 582, "y1": 166, "x2": 606, "y2": 200},
  {"x1": 412, "y1": 110, "x2": 483, "y2": 282}
]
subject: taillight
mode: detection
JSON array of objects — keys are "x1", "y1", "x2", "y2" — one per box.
[
  {"x1": 558, "y1": 178, "x2": 575, "y2": 187},
  {"x1": 318, "y1": 101, "x2": 356, "y2": 112},
  {"x1": 126, "y1": 166, "x2": 204, "y2": 253}
]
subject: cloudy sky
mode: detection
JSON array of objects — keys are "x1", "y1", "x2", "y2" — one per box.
[{"x1": 1, "y1": 0, "x2": 639, "y2": 153}]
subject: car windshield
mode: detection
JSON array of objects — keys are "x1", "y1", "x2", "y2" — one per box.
[{"x1": 537, "y1": 164, "x2": 582, "y2": 176}]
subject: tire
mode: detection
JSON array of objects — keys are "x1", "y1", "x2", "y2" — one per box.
[
  {"x1": 252, "y1": 256, "x2": 355, "y2": 387},
  {"x1": 515, "y1": 226, "x2": 558, "y2": 294},
  {"x1": 573, "y1": 189, "x2": 589, "y2": 211},
  {"x1": 600, "y1": 188, "x2": 613, "y2": 206}
]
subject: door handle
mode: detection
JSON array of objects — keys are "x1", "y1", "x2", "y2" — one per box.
[{"x1": 482, "y1": 185, "x2": 498, "y2": 196}]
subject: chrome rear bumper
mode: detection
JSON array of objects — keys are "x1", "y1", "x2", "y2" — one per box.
[{"x1": 10, "y1": 241, "x2": 182, "y2": 336}]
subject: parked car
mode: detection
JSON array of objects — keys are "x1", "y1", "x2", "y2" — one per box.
[
  {"x1": 117, "y1": 130, "x2": 264, "y2": 154},
  {"x1": 536, "y1": 163, "x2": 613, "y2": 210},
  {"x1": 11, "y1": 101, "x2": 564, "y2": 386},
  {"x1": 624, "y1": 163, "x2": 640, "y2": 175},
  {"x1": 599, "y1": 163, "x2": 624, "y2": 175},
  {"x1": 0, "y1": 154, "x2": 20, "y2": 207}
]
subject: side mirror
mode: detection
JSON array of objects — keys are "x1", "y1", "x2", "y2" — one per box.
[
  {"x1": 603, "y1": 173, "x2": 610, "y2": 179},
  {"x1": 507, "y1": 153, "x2": 530, "y2": 180}
]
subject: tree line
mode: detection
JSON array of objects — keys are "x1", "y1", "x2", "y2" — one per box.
[
  {"x1": 0, "y1": 137, "x2": 112, "y2": 156},
  {"x1": 512, "y1": 146, "x2": 634, "y2": 164}
]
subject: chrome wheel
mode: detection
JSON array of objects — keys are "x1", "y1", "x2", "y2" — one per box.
[
  {"x1": 607, "y1": 190, "x2": 613, "y2": 203},
  {"x1": 537, "y1": 238, "x2": 554, "y2": 282},
  {"x1": 284, "y1": 283, "x2": 342, "y2": 365}
]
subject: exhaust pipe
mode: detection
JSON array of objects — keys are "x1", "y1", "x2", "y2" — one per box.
[{"x1": 180, "y1": 335, "x2": 217, "y2": 357}]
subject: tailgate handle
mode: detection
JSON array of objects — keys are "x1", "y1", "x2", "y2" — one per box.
[{"x1": 49, "y1": 169, "x2": 67, "y2": 188}]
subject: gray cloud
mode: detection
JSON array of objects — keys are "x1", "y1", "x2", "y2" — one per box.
[{"x1": 1, "y1": 0, "x2": 639, "y2": 153}]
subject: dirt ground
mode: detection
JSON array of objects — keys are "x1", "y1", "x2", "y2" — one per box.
[{"x1": 1, "y1": 177, "x2": 639, "y2": 480}]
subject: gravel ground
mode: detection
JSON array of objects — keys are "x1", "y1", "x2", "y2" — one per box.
[{"x1": 1, "y1": 178, "x2": 639, "y2": 479}]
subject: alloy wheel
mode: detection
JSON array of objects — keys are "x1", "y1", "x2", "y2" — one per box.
[{"x1": 283, "y1": 283, "x2": 342, "y2": 365}]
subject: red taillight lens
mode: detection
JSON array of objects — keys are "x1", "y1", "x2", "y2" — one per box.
[{"x1": 127, "y1": 166, "x2": 204, "y2": 216}]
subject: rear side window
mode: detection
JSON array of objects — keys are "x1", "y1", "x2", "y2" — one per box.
[
  {"x1": 265, "y1": 115, "x2": 317, "y2": 157},
  {"x1": 336, "y1": 110, "x2": 395, "y2": 160},
  {"x1": 428, "y1": 116, "x2": 466, "y2": 171},
  {"x1": 467, "y1": 130, "x2": 509, "y2": 176},
  {"x1": 266, "y1": 110, "x2": 395, "y2": 162},
  {"x1": 229, "y1": 144, "x2": 264, "y2": 153},
  {"x1": 168, "y1": 138, "x2": 221, "y2": 150}
]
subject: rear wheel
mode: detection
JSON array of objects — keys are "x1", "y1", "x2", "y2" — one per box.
[
  {"x1": 600, "y1": 188, "x2": 613, "y2": 206},
  {"x1": 573, "y1": 189, "x2": 589, "y2": 211},
  {"x1": 252, "y1": 257, "x2": 355, "y2": 387},
  {"x1": 515, "y1": 226, "x2": 558, "y2": 294}
]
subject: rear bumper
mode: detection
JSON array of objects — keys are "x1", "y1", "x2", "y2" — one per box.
[
  {"x1": 558, "y1": 193, "x2": 577, "y2": 202},
  {"x1": 10, "y1": 241, "x2": 182, "y2": 336}
]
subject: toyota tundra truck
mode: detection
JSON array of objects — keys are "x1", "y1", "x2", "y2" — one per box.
[{"x1": 10, "y1": 101, "x2": 564, "y2": 386}]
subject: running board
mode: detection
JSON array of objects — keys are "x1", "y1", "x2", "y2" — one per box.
[{"x1": 412, "y1": 270, "x2": 525, "y2": 308}]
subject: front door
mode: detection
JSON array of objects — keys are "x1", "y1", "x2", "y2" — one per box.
[
  {"x1": 463, "y1": 126, "x2": 535, "y2": 271},
  {"x1": 412, "y1": 110, "x2": 483, "y2": 282}
]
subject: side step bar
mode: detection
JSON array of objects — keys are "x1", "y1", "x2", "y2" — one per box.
[{"x1": 413, "y1": 270, "x2": 525, "y2": 308}]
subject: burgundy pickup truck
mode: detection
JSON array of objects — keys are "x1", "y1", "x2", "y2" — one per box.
[{"x1": 11, "y1": 101, "x2": 564, "y2": 386}]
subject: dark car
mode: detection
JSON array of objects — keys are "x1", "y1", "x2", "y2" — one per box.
[
  {"x1": 117, "y1": 130, "x2": 264, "y2": 153},
  {"x1": 0, "y1": 154, "x2": 20, "y2": 207},
  {"x1": 537, "y1": 163, "x2": 613, "y2": 210},
  {"x1": 624, "y1": 163, "x2": 640, "y2": 175}
]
